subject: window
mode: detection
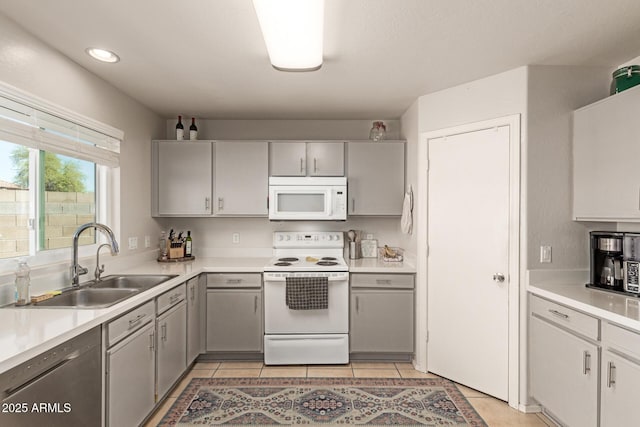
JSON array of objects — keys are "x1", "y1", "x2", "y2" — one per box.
[{"x1": 0, "y1": 83, "x2": 122, "y2": 269}]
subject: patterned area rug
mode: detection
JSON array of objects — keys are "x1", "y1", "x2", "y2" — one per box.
[{"x1": 159, "y1": 377, "x2": 487, "y2": 426}]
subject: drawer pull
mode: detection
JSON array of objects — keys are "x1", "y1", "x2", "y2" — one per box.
[
  {"x1": 128, "y1": 313, "x2": 147, "y2": 328},
  {"x1": 548, "y1": 309, "x2": 569, "y2": 320},
  {"x1": 226, "y1": 279, "x2": 242, "y2": 284},
  {"x1": 169, "y1": 294, "x2": 181, "y2": 304},
  {"x1": 607, "y1": 361, "x2": 616, "y2": 388},
  {"x1": 375, "y1": 279, "x2": 392, "y2": 285},
  {"x1": 583, "y1": 351, "x2": 591, "y2": 375}
]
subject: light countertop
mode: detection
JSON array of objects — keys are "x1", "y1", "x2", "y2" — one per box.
[
  {"x1": 527, "y1": 272, "x2": 640, "y2": 332},
  {"x1": 0, "y1": 255, "x2": 415, "y2": 374},
  {"x1": 348, "y1": 257, "x2": 416, "y2": 273}
]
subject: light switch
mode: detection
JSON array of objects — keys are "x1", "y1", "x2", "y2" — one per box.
[
  {"x1": 128, "y1": 237, "x2": 138, "y2": 250},
  {"x1": 540, "y1": 245, "x2": 552, "y2": 263},
  {"x1": 144, "y1": 235, "x2": 150, "y2": 248},
  {"x1": 232, "y1": 233, "x2": 240, "y2": 244}
]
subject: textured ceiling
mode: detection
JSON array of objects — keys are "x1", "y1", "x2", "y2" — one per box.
[{"x1": 1, "y1": 0, "x2": 639, "y2": 119}]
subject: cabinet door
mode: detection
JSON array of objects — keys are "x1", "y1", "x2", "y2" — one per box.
[
  {"x1": 156, "y1": 302, "x2": 187, "y2": 398},
  {"x1": 573, "y1": 87, "x2": 640, "y2": 220},
  {"x1": 529, "y1": 315, "x2": 598, "y2": 427},
  {"x1": 347, "y1": 142, "x2": 404, "y2": 215},
  {"x1": 155, "y1": 141, "x2": 213, "y2": 216},
  {"x1": 106, "y1": 322, "x2": 155, "y2": 427},
  {"x1": 307, "y1": 142, "x2": 344, "y2": 176},
  {"x1": 206, "y1": 289, "x2": 262, "y2": 352},
  {"x1": 270, "y1": 142, "x2": 306, "y2": 176},
  {"x1": 214, "y1": 141, "x2": 268, "y2": 215},
  {"x1": 350, "y1": 289, "x2": 413, "y2": 352},
  {"x1": 186, "y1": 278, "x2": 201, "y2": 365},
  {"x1": 601, "y1": 350, "x2": 640, "y2": 427}
]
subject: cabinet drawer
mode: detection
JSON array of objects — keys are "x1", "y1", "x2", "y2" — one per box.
[
  {"x1": 350, "y1": 273, "x2": 414, "y2": 289},
  {"x1": 530, "y1": 295, "x2": 599, "y2": 340},
  {"x1": 107, "y1": 300, "x2": 155, "y2": 347},
  {"x1": 207, "y1": 273, "x2": 261, "y2": 288},
  {"x1": 604, "y1": 322, "x2": 640, "y2": 359},
  {"x1": 157, "y1": 283, "x2": 186, "y2": 314}
]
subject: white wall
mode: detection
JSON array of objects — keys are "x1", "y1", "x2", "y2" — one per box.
[
  {"x1": 526, "y1": 65, "x2": 610, "y2": 270},
  {"x1": 0, "y1": 13, "x2": 164, "y2": 292},
  {"x1": 158, "y1": 119, "x2": 407, "y2": 256}
]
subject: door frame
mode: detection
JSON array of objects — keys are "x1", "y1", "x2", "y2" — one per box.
[{"x1": 416, "y1": 114, "x2": 521, "y2": 408}]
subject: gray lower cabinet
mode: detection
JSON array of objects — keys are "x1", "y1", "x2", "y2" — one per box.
[
  {"x1": 186, "y1": 276, "x2": 204, "y2": 364},
  {"x1": 105, "y1": 301, "x2": 156, "y2": 427},
  {"x1": 529, "y1": 295, "x2": 599, "y2": 427},
  {"x1": 156, "y1": 285, "x2": 187, "y2": 399},
  {"x1": 350, "y1": 274, "x2": 414, "y2": 353},
  {"x1": 206, "y1": 273, "x2": 263, "y2": 352}
]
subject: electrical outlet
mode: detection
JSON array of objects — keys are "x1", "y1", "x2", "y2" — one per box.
[
  {"x1": 540, "y1": 245, "x2": 552, "y2": 263},
  {"x1": 232, "y1": 233, "x2": 240, "y2": 244},
  {"x1": 144, "y1": 235, "x2": 150, "y2": 248},
  {"x1": 128, "y1": 237, "x2": 138, "y2": 250},
  {"x1": 366, "y1": 234, "x2": 374, "y2": 240}
]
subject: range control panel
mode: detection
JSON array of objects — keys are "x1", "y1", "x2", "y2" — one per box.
[{"x1": 273, "y1": 231, "x2": 344, "y2": 248}]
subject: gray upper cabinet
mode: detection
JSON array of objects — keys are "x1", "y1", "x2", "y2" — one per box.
[
  {"x1": 573, "y1": 86, "x2": 640, "y2": 221},
  {"x1": 214, "y1": 141, "x2": 268, "y2": 216},
  {"x1": 152, "y1": 140, "x2": 213, "y2": 216},
  {"x1": 347, "y1": 141, "x2": 405, "y2": 215},
  {"x1": 270, "y1": 141, "x2": 344, "y2": 176}
]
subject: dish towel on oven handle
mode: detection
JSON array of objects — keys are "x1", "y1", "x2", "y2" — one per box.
[{"x1": 285, "y1": 276, "x2": 329, "y2": 310}]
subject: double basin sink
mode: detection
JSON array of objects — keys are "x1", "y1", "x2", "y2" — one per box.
[{"x1": 31, "y1": 275, "x2": 177, "y2": 309}]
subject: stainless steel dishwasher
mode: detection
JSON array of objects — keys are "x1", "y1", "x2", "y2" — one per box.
[{"x1": 0, "y1": 326, "x2": 101, "y2": 427}]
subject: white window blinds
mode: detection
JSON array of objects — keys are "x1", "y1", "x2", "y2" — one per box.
[{"x1": 0, "y1": 86, "x2": 123, "y2": 167}]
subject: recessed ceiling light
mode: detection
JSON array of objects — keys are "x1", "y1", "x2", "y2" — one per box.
[
  {"x1": 85, "y1": 47, "x2": 120, "y2": 63},
  {"x1": 253, "y1": 0, "x2": 324, "y2": 72}
]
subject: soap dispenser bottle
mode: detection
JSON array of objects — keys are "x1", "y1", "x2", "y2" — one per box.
[{"x1": 15, "y1": 258, "x2": 30, "y2": 306}]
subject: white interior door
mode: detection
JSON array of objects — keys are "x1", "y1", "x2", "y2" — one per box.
[{"x1": 427, "y1": 124, "x2": 511, "y2": 400}]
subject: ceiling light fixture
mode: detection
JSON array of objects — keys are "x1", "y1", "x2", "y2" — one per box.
[
  {"x1": 85, "y1": 47, "x2": 120, "y2": 63},
  {"x1": 252, "y1": 0, "x2": 324, "y2": 72}
]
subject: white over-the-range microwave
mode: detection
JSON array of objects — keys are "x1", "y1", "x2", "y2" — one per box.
[{"x1": 268, "y1": 177, "x2": 347, "y2": 220}]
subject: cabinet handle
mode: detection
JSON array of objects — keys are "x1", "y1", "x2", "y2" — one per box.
[
  {"x1": 254, "y1": 296, "x2": 258, "y2": 313},
  {"x1": 226, "y1": 279, "x2": 242, "y2": 284},
  {"x1": 190, "y1": 285, "x2": 195, "y2": 302},
  {"x1": 300, "y1": 158, "x2": 304, "y2": 173},
  {"x1": 352, "y1": 198, "x2": 356, "y2": 213},
  {"x1": 314, "y1": 158, "x2": 318, "y2": 173},
  {"x1": 161, "y1": 323, "x2": 167, "y2": 341},
  {"x1": 218, "y1": 197, "x2": 224, "y2": 210},
  {"x1": 583, "y1": 351, "x2": 591, "y2": 375},
  {"x1": 548, "y1": 309, "x2": 569, "y2": 320},
  {"x1": 356, "y1": 296, "x2": 360, "y2": 313},
  {"x1": 169, "y1": 294, "x2": 181, "y2": 304},
  {"x1": 128, "y1": 313, "x2": 146, "y2": 328},
  {"x1": 375, "y1": 279, "x2": 392, "y2": 285},
  {"x1": 149, "y1": 331, "x2": 155, "y2": 351},
  {"x1": 607, "y1": 361, "x2": 616, "y2": 388},
  {"x1": 205, "y1": 197, "x2": 210, "y2": 210}
]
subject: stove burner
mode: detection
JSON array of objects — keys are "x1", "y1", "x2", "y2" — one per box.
[
  {"x1": 316, "y1": 261, "x2": 338, "y2": 266},
  {"x1": 278, "y1": 257, "x2": 299, "y2": 262},
  {"x1": 321, "y1": 257, "x2": 337, "y2": 261},
  {"x1": 274, "y1": 262, "x2": 292, "y2": 266}
]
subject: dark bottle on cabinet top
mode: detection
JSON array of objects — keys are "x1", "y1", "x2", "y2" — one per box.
[
  {"x1": 189, "y1": 118, "x2": 198, "y2": 140},
  {"x1": 176, "y1": 115, "x2": 184, "y2": 140}
]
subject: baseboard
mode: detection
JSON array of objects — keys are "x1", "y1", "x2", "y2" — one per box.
[
  {"x1": 519, "y1": 403, "x2": 542, "y2": 413},
  {"x1": 198, "y1": 352, "x2": 264, "y2": 361},
  {"x1": 349, "y1": 352, "x2": 413, "y2": 362}
]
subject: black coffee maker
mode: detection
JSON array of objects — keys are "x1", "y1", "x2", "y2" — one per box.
[{"x1": 590, "y1": 232, "x2": 624, "y2": 290}]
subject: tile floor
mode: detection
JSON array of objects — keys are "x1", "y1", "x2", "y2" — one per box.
[{"x1": 144, "y1": 362, "x2": 554, "y2": 427}]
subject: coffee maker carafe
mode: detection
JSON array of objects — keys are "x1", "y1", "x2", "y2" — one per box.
[{"x1": 590, "y1": 232, "x2": 624, "y2": 290}]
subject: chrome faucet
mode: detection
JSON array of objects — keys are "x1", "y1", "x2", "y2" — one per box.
[
  {"x1": 72, "y1": 223, "x2": 119, "y2": 287},
  {"x1": 94, "y1": 243, "x2": 113, "y2": 282}
]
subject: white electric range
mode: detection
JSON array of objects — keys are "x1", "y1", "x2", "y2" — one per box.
[{"x1": 263, "y1": 231, "x2": 349, "y2": 365}]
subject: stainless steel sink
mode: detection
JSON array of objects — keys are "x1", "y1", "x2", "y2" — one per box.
[
  {"x1": 87, "y1": 274, "x2": 177, "y2": 290},
  {"x1": 33, "y1": 288, "x2": 139, "y2": 308}
]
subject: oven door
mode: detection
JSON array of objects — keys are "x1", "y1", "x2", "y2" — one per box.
[{"x1": 263, "y1": 273, "x2": 349, "y2": 333}]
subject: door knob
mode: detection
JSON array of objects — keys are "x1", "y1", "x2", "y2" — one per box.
[{"x1": 493, "y1": 273, "x2": 505, "y2": 282}]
